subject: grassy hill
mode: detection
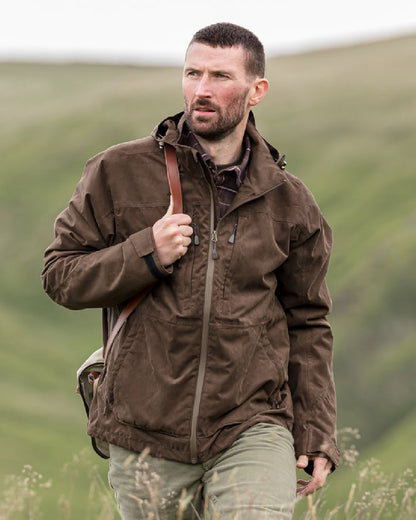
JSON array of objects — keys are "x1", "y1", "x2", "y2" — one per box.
[{"x1": 1, "y1": 33, "x2": 415, "y2": 517}]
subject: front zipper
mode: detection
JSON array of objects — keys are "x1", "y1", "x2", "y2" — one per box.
[
  {"x1": 190, "y1": 195, "x2": 216, "y2": 464},
  {"x1": 188, "y1": 176, "x2": 287, "y2": 463},
  {"x1": 211, "y1": 230, "x2": 219, "y2": 259}
]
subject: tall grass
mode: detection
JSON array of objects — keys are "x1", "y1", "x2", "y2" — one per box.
[
  {"x1": 1, "y1": 429, "x2": 415, "y2": 519},
  {"x1": 0, "y1": 451, "x2": 118, "y2": 520},
  {"x1": 299, "y1": 460, "x2": 415, "y2": 520}
]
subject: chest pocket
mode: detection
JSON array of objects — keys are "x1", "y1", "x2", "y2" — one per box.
[{"x1": 218, "y1": 209, "x2": 293, "y2": 321}]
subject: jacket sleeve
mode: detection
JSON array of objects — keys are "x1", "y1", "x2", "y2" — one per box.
[
  {"x1": 275, "y1": 202, "x2": 340, "y2": 471},
  {"x1": 42, "y1": 153, "x2": 171, "y2": 310}
]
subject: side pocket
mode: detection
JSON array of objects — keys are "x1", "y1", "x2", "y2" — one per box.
[{"x1": 260, "y1": 325, "x2": 290, "y2": 412}]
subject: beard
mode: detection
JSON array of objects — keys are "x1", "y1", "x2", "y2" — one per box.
[{"x1": 184, "y1": 92, "x2": 249, "y2": 141}]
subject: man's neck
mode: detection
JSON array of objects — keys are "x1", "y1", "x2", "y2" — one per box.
[{"x1": 196, "y1": 122, "x2": 247, "y2": 166}]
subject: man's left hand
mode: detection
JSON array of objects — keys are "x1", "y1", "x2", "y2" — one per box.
[{"x1": 296, "y1": 455, "x2": 332, "y2": 496}]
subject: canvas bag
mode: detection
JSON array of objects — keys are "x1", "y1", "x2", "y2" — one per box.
[{"x1": 76, "y1": 143, "x2": 182, "y2": 458}]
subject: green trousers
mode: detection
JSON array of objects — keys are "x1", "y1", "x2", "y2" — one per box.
[{"x1": 108, "y1": 423, "x2": 297, "y2": 520}]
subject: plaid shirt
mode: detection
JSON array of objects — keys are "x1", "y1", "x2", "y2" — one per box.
[{"x1": 186, "y1": 128, "x2": 251, "y2": 218}]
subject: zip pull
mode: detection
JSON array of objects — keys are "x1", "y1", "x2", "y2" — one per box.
[
  {"x1": 228, "y1": 224, "x2": 238, "y2": 244},
  {"x1": 191, "y1": 223, "x2": 200, "y2": 246},
  {"x1": 211, "y1": 230, "x2": 219, "y2": 259}
]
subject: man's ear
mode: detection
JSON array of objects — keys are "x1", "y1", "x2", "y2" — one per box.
[{"x1": 249, "y1": 78, "x2": 269, "y2": 107}]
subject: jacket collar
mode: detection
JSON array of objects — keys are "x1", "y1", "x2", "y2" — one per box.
[{"x1": 152, "y1": 111, "x2": 288, "y2": 199}]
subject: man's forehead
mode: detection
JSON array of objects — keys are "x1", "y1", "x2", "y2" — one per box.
[{"x1": 184, "y1": 42, "x2": 247, "y2": 70}]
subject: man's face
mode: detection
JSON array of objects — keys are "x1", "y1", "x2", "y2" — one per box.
[{"x1": 183, "y1": 43, "x2": 255, "y2": 141}]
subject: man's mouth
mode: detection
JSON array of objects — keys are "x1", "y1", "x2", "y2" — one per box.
[
  {"x1": 192, "y1": 100, "x2": 216, "y2": 114},
  {"x1": 194, "y1": 107, "x2": 215, "y2": 113}
]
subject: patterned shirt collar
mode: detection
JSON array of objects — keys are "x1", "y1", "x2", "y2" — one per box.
[{"x1": 185, "y1": 126, "x2": 251, "y2": 188}]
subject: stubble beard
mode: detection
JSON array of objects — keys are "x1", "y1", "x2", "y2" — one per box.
[{"x1": 184, "y1": 93, "x2": 249, "y2": 142}]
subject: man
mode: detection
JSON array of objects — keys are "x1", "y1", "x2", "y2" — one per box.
[{"x1": 43, "y1": 23, "x2": 339, "y2": 519}]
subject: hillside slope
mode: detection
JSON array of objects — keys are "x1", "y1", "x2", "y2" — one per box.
[
  {"x1": 261, "y1": 35, "x2": 416, "y2": 442},
  {"x1": 1, "y1": 34, "x2": 415, "y2": 516}
]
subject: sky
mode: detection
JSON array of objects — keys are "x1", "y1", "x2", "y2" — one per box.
[{"x1": 1, "y1": 0, "x2": 415, "y2": 64}]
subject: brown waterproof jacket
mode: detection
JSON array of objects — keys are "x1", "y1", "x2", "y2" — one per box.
[{"x1": 42, "y1": 112, "x2": 339, "y2": 469}]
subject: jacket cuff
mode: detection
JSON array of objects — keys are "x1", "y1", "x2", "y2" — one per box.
[
  {"x1": 128, "y1": 227, "x2": 173, "y2": 280},
  {"x1": 294, "y1": 427, "x2": 340, "y2": 475}
]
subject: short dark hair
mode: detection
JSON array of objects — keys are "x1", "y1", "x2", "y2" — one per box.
[{"x1": 188, "y1": 22, "x2": 265, "y2": 78}]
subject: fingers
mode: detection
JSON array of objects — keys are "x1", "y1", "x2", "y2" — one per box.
[
  {"x1": 163, "y1": 195, "x2": 174, "y2": 217},
  {"x1": 153, "y1": 210, "x2": 193, "y2": 267},
  {"x1": 178, "y1": 224, "x2": 194, "y2": 237},
  {"x1": 169, "y1": 213, "x2": 192, "y2": 226},
  {"x1": 297, "y1": 477, "x2": 323, "y2": 496},
  {"x1": 296, "y1": 456, "x2": 331, "y2": 497},
  {"x1": 173, "y1": 233, "x2": 192, "y2": 251},
  {"x1": 296, "y1": 455, "x2": 309, "y2": 469}
]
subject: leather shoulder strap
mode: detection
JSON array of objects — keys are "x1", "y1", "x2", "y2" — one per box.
[
  {"x1": 103, "y1": 143, "x2": 182, "y2": 361},
  {"x1": 164, "y1": 143, "x2": 183, "y2": 214}
]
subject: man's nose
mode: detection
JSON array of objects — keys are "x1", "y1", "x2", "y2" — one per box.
[{"x1": 195, "y1": 74, "x2": 212, "y2": 97}]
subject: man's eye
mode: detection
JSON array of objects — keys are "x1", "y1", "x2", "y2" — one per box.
[{"x1": 216, "y1": 73, "x2": 229, "y2": 79}]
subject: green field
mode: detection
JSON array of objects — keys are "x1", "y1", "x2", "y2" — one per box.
[{"x1": 1, "y1": 33, "x2": 415, "y2": 518}]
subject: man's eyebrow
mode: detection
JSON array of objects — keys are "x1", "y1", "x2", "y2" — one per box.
[
  {"x1": 211, "y1": 69, "x2": 232, "y2": 76},
  {"x1": 184, "y1": 66, "x2": 234, "y2": 76},
  {"x1": 184, "y1": 66, "x2": 199, "y2": 73}
]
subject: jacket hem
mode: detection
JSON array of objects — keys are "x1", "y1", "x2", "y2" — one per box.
[{"x1": 88, "y1": 414, "x2": 293, "y2": 464}]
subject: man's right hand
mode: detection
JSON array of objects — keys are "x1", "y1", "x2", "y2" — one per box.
[{"x1": 152, "y1": 197, "x2": 193, "y2": 267}]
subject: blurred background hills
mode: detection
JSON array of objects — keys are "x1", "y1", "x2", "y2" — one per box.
[{"x1": 1, "y1": 33, "x2": 415, "y2": 517}]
